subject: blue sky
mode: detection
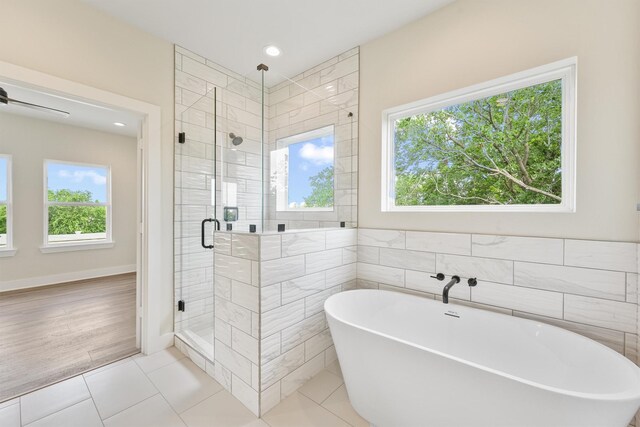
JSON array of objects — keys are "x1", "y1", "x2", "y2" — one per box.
[
  {"x1": 288, "y1": 135, "x2": 334, "y2": 206},
  {"x1": 0, "y1": 158, "x2": 6, "y2": 201},
  {"x1": 47, "y1": 162, "x2": 108, "y2": 202}
]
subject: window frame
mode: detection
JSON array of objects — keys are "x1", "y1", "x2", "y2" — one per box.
[
  {"x1": 0, "y1": 154, "x2": 15, "y2": 257},
  {"x1": 273, "y1": 125, "x2": 336, "y2": 212},
  {"x1": 381, "y1": 57, "x2": 577, "y2": 213},
  {"x1": 42, "y1": 159, "x2": 113, "y2": 252}
]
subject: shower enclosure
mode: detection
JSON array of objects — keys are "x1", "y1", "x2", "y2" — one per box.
[
  {"x1": 174, "y1": 63, "x2": 266, "y2": 359},
  {"x1": 173, "y1": 45, "x2": 359, "y2": 413}
]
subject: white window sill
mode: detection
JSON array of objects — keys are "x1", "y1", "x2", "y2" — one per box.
[
  {"x1": 0, "y1": 248, "x2": 17, "y2": 258},
  {"x1": 40, "y1": 240, "x2": 115, "y2": 254},
  {"x1": 382, "y1": 204, "x2": 575, "y2": 213}
]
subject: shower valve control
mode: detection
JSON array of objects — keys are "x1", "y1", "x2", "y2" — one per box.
[
  {"x1": 468, "y1": 278, "x2": 478, "y2": 287},
  {"x1": 431, "y1": 273, "x2": 445, "y2": 281}
]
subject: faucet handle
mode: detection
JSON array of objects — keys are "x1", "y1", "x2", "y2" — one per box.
[
  {"x1": 430, "y1": 273, "x2": 445, "y2": 281},
  {"x1": 468, "y1": 278, "x2": 478, "y2": 287}
]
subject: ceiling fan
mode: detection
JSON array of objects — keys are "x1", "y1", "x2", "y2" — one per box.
[{"x1": 0, "y1": 86, "x2": 70, "y2": 118}]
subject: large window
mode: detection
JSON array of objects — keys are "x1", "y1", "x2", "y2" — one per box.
[
  {"x1": 0, "y1": 155, "x2": 12, "y2": 254},
  {"x1": 271, "y1": 125, "x2": 335, "y2": 211},
  {"x1": 44, "y1": 160, "x2": 111, "y2": 247},
  {"x1": 382, "y1": 58, "x2": 576, "y2": 212}
]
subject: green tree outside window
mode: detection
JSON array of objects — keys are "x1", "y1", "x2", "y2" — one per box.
[
  {"x1": 0, "y1": 205, "x2": 6, "y2": 235},
  {"x1": 394, "y1": 79, "x2": 562, "y2": 206},
  {"x1": 48, "y1": 189, "x2": 106, "y2": 235}
]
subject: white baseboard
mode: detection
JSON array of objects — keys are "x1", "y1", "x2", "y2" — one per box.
[{"x1": 0, "y1": 264, "x2": 137, "y2": 292}]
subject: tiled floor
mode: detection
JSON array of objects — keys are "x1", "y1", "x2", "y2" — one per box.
[{"x1": 0, "y1": 347, "x2": 368, "y2": 427}]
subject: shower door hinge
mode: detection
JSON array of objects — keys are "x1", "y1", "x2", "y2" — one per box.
[{"x1": 178, "y1": 300, "x2": 185, "y2": 312}]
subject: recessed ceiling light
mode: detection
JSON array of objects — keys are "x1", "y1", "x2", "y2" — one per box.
[
  {"x1": 264, "y1": 45, "x2": 281, "y2": 57},
  {"x1": 113, "y1": 122, "x2": 126, "y2": 127}
]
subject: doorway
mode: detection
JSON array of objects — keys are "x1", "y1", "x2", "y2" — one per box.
[{"x1": 0, "y1": 60, "x2": 168, "y2": 402}]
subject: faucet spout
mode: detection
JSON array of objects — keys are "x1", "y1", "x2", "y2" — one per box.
[{"x1": 442, "y1": 275, "x2": 461, "y2": 304}]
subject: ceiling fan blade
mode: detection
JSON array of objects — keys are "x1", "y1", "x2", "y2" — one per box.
[{"x1": 7, "y1": 97, "x2": 70, "y2": 118}]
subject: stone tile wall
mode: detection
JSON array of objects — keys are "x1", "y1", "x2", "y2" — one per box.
[
  {"x1": 265, "y1": 48, "x2": 359, "y2": 230},
  {"x1": 356, "y1": 229, "x2": 639, "y2": 363}
]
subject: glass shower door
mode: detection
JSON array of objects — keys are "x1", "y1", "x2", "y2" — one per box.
[
  {"x1": 174, "y1": 64, "x2": 266, "y2": 361},
  {"x1": 215, "y1": 73, "x2": 265, "y2": 234},
  {"x1": 174, "y1": 85, "x2": 217, "y2": 360}
]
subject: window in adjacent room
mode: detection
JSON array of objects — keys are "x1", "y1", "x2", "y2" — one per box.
[
  {"x1": 271, "y1": 125, "x2": 335, "y2": 211},
  {"x1": 0, "y1": 155, "x2": 13, "y2": 253},
  {"x1": 382, "y1": 58, "x2": 576, "y2": 212},
  {"x1": 44, "y1": 160, "x2": 111, "y2": 247}
]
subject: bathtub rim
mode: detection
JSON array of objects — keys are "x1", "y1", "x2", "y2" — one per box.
[{"x1": 325, "y1": 289, "x2": 640, "y2": 403}]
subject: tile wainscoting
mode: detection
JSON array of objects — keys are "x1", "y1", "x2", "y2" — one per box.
[
  {"x1": 357, "y1": 229, "x2": 639, "y2": 364},
  {"x1": 177, "y1": 227, "x2": 357, "y2": 416},
  {"x1": 212, "y1": 231, "x2": 262, "y2": 415},
  {"x1": 176, "y1": 227, "x2": 639, "y2": 422},
  {"x1": 259, "y1": 228, "x2": 357, "y2": 414}
]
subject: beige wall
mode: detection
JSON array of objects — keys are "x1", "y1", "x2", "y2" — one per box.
[
  {"x1": 0, "y1": 114, "x2": 137, "y2": 283},
  {"x1": 0, "y1": 0, "x2": 174, "y2": 328},
  {"x1": 359, "y1": 0, "x2": 640, "y2": 241}
]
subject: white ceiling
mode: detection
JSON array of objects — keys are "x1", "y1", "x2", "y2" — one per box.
[
  {"x1": 81, "y1": 0, "x2": 454, "y2": 86},
  {"x1": 0, "y1": 81, "x2": 141, "y2": 137}
]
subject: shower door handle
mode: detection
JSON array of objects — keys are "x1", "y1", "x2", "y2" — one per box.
[{"x1": 201, "y1": 218, "x2": 215, "y2": 249}]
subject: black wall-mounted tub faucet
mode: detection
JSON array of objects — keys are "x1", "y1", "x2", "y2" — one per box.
[{"x1": 442, "y1": 275, "x2": 461, "y2": 304}]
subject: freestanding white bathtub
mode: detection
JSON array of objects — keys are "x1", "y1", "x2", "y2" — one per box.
[{"x1": 325, "y1": 289, "x2": 640, "y2": 427}]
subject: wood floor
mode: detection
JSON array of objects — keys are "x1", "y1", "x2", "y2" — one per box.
[{"x1": 0, "y1": 273, "x2": 138, "y2": 403}]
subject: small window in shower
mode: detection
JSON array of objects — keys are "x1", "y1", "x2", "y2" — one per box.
[
  {"x1": 272, "y1": 125, "x2": 335, "y2": 211},
  {"x1": 44, "y1": 160, "x2": 111, "y2": 247}
]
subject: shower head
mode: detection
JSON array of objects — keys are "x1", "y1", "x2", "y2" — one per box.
[{"x1": 229, "y1": 132, "x2": 243, "y2": 146}]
